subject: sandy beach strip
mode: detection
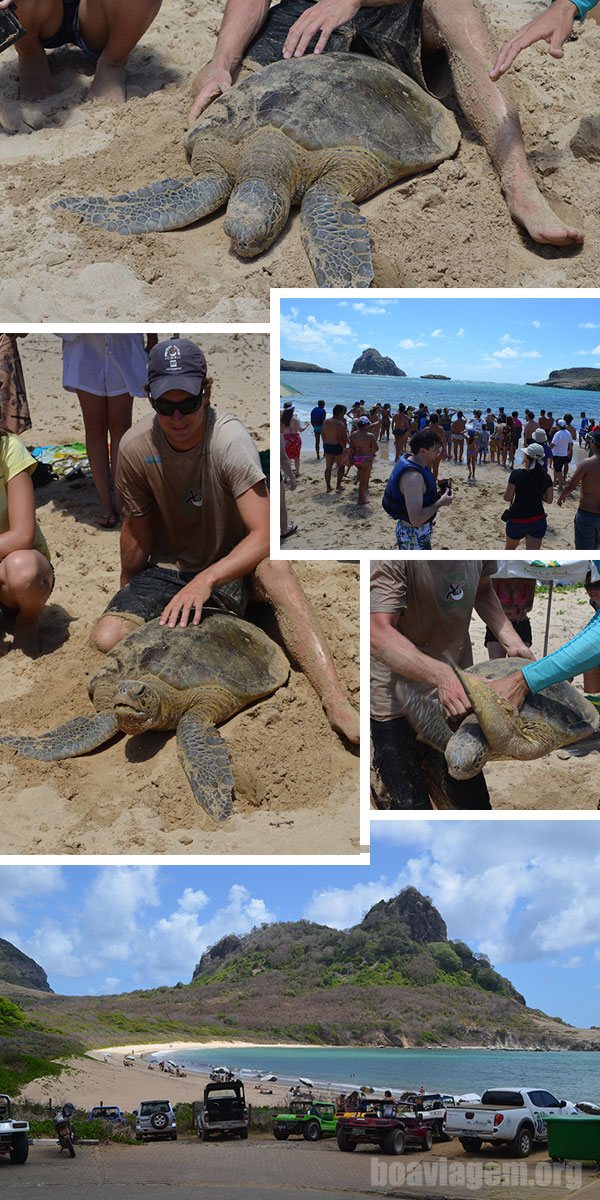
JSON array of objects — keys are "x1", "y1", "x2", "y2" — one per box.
[{"x1": 285, "y1": 439, "x2": 589, "y2": 551}]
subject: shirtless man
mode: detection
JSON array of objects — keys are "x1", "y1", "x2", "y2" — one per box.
[
  {"x1": 321, "y1": 404, "x2": 349, "y2": 493},
  {"x1": 190, "y1": 0, "x2": 582, "y2": 247},
  {"x1": 392, "y1": 405, "x2": 411, "y2": 462},
  {"x1": 557, "y1": 430, "x2": 600, "y2": 550},
  {"x1": 451, "y1": 412, "x2": 466, "y2": 464},
  {"x1": 0, "y1": 0, "x2": 161, "y2": 103}
]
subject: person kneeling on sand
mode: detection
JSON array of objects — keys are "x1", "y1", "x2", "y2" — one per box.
[
  {"x1": 0, "y1": 0, "x2": 162, "y2": 104},
  {"x1": 382, "y1": 430, "x2": 453, "y2": 551},
  {"x1": 321, "y1": 404, "x2": 349, "y2": 493},
  {"x1": 89, "y1": 339, "x2": 358, "y2": 744},
  {"x1": 0, "y1": 426, "x2": 54, "y2": 655},
  {"x1": 557, "y1": 429, "x2": 600, "y2": 550},
  {"x1": 370, "y1": 560, "x2": 535, "y2": 810}
]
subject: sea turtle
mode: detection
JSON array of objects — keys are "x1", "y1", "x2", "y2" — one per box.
[
  {"x1": 0, "y1": 615, "x2": 290, "y2": 821},
  {"x1": 53, "y1": 53, "x2": 460, "y2": 287}
]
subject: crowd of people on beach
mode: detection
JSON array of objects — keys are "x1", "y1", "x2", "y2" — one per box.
[{"x1": 281, "y1": 396, "x2": 600, "y2": 551}]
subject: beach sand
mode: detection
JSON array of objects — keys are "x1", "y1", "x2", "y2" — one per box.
[
  {"x1": 286, "y1": 440, "x2": 588, "y2": 551},
  {"x1": 1, "y1": 1, "x2": 600, "y2": 319},
  {"x1": 21, "y1": 1041, "x2": 328, "y2": 1110},
  {"x1": 373, "y1": 583, "x2": 599, "y2": 811},
  {"x1": 0, "y1": 335, "x2": 359, "y2": 856}
]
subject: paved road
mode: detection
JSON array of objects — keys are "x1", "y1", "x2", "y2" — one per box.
[{"x1": 1, "y1": 1138, "x2": 597, "y2": 1199}]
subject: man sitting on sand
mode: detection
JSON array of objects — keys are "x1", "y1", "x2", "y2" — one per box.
[
  {"x1": 557, "y1": 429, "x2": 600, "y2": 550},
  {"x1": 90, "y1": 338, "x2": 358, "y2": 744},
  {"x1": 190, "y1": 0, "x2": 582, "y2": 247},
  {"x1": 382, "y1": 430, "x2": 453, "y2": 551},
  {"x1": 370, "y1": 560, "x2": 535, "y2": 810},
  {"x1": 321, "y1": 404, "x2": 348, "y2": 494},
  {"x1": 0, "y1": 0, "x2": 162, "y2": 103}
]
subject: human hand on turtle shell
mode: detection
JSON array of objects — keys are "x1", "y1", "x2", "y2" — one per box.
[
  {"x1": 159, "y1": 573, "x2": 215, "y2": 629},
  {"x1": 484, "y1": 670, "x2": 531, "y2": 712},
  {"x1": 189, "y1": 62, "x2": 233, "y2": 126},
  {"x1": 283, "y1": 0, "x2": 363, "y2": 59}
]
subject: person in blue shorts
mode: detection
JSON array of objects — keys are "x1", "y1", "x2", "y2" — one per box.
[
  {"x1": 486, "y1": 565, "x2": 600, "y2": 714},
  {"x1": 0, "y1": 0, "x2": 162, "y2": 104},
  {"x1": 490, "y1": 0, "x2": 597, "y2": 80}
]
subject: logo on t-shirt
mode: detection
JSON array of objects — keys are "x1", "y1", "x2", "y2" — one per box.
[
  {"x1": 445, "y1": 581, "x2": 465, "y2": 602},
  {"x1": 185, "y1": 488, "x2": 203, "y2": 508}
]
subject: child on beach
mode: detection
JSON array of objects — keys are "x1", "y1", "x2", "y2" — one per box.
[
  {"x1": 0, "y1": 0, "x2": 162, "y2": 105},
  {"x1": 478, "y1": 426, "x2": 489, "y2": 464},
  {"x1": 466, "y1": 431, "x2": 478, "y2": 481},
  {"x1": 0, "y1": 427, "x2": 54, "y2": 654},
  {"x1": 281, "y1": 402, "x2": 308, "y2": 479},
  {"x1": 349, "y1": 417, "x2": 378, "y2": 506}
]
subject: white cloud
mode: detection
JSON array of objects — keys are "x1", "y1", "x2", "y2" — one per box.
[
  {"x1": 304, "y1": 876, "x2": 406, "y2": 929},
  {"x1": 281, "y1": 313, "x2": 353, "y2": 356},
  {"x1": 531, "y1": 320, "x2": 542, "y2": 329},
  {"x1": 431, "y1": 329, "x2": 443, "y2": 338},
  {"x1": 520, "y1": 351, "x2": 542, "y2": 359},
  {"x1": 178, "y1": 888, "x2": 210, "y2": 914},
  {"x1": 482, "y1": 356, "x2": 502, "y2": 371},
  {"x1": 352, "y1": 302, "x2": 387, "y2": 315},
  {"x1": 399, "y1": 339, "x2": 427, "y2": 349},
  {"x1": 578, "y1": 322, "x2": 600, "y2": 329},
  {"x1": 0, "y1": 867, "x2": 66, "y2": 925},
  {"x1": 500, "y1": 334, "x2": 523, "y2": 346},
  {"x1": 457, "y1": 329, "x2": 465, "y2": 337},
  {"x1": 494, "y1": 347, "x2": 519, "y2": 359},
  {"x1": 559, "y1": 957, "x2": 583, "y2": 970}
]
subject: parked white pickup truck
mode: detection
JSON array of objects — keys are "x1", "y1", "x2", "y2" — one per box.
[{"x1": 445, "y1": 1088, "x2": 571, "y2": 1158}]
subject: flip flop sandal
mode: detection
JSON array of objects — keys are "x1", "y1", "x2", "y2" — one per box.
[{"x1": 280, "y1": 523, "x2": 298, "y2": 540}]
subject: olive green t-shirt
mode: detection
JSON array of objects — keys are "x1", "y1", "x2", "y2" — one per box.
[
  {"x1": 370, "y1": 560, "x2": 497, "y2": 721},
  {"x1": 116, "y1": 409, "x2": 265, "y2": 573}
]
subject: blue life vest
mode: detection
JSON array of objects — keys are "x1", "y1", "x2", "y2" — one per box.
[{"x1": 382, "y1": 456, "x2": 438, "y2": 521}]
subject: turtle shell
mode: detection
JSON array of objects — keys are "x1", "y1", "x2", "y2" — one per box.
[
  {"x1": 89, "y1": 614, "x2": 289, "y2": 708},
  {"x1": 465, "y1": 658, "x2": 600, "y2": 743},
  {"x1": 185, "y1": 53, "x2": 460, "y2": 176}
]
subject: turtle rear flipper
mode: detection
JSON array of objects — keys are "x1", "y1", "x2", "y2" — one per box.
[
  {"x1": 53, "y1": 172, "x2": 232, "y2": 234},
  {"x1": 176, "y1": 708, "x2": 234, "y2": 822},
  {"x1": 300, "y1": 182, "x2": 373, "y2": 288},
  {"x1": 0, "y1": 713, "x2": 119, "y2": 761}
]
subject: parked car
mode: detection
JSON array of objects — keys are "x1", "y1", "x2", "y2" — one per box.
[
  {"x1": 134, "y1": 1100, "x2": 177, "y2": 1141},
  {"x1": 336, "y1": 1102, "x2": 433, "y2": 1155},
  {"x1": 397, "y1": 1092, "x2": 448, "y2": 1138},
  {"x1": 444, "y1": 1087, "x2": 572, "y2": 1158},
  {"x1": 88, "y1": 1105, "x2": 127, "y2": 1127},
  {"x1": 0, "y1": 1095, "x2": 29, "y2": 1165},
  {"x1": 196, "y1": 1081, "x2": 249, "y2": 1141},
  {"x1": 273, "y1": 1100, "x2": 338, "y2": 1141}
]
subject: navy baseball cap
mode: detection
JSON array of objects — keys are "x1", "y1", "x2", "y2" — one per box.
[{"x1": 148, "y1": 339, "x2": 207, "y2": 400}]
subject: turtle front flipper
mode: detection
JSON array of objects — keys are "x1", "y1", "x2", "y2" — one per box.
[
  {"x1": 53, "y1": 172, "x2": 232, "y2": 234},
  {"x1": 300, "y1": 183, "x2": 373, "y2": 287},
  {"x1": 0, "y1": 713, "x2": 119, "y2": 761},
  {"x1": 176, "y1": 708, "x2": 234, "y2": 822},
  {"x1": 452, "y1": 664, "x2": 547, "y2": 759}
]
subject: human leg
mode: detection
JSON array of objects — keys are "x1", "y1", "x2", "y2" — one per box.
[
  {"x1": 422, "y1": 0, "x2": 582, "y2": 246},
  {"x1": 357, "y1": 465, "x2": 370, "y2": 505},
  {"x1": 0, "y1": 550, "x2": 53, "y2": 654},
  {"x1": 324, "y1": 453, "x2": 334, "y2": 491},
  {"x1": 89, "y1": 565, "x2": 186, "y2": 653},
  {"x1": 106, "y1": 393, "x2": 134, "y2": 516},
  {"x1": 574, "y1": 510, "x2": 600, "y2": 551},
  {"x1": 252, "y1": 559, "x2": 359, "y2": 744},
  {"x1": 77, "y1": 391, "x2": 114, "y2": 524},
  {"x1": 79, "y1": 0, "x2": 162, "y2": 102},
  {"x1": 524, "y1": 535, "x2": 543, "y2": 549},
  {"x1": 7, "y1": 0, "x2": 63, "y2": 100},
  {"x1": 371, "y1": 716, "x2": 433, "y2": 810}
]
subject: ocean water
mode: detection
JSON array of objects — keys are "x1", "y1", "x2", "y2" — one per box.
[
  {"x1": 281, "y1": 373, "x2": 598, "y2": 451},
  {"x1": 164, "y1": 1045, "x2": 600, "y2": 1103}
]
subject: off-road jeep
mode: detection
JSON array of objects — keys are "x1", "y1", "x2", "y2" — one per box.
[
  {"x1": 195, "y1": 1081, "x2": 249, "y2": 1141},
  {"x1": 336, "y1": 1102, "x2": 433, "y2": 1155},
  {"x1": 134, "y1": 1100, "x2": 177, "y2": 1141},
  {"x1": 0, "y1": 1095, "x2": 29, "y2": 1165},
  {"x1": 273, "y1": 1100, "x2": 338, "y2": 1142}
]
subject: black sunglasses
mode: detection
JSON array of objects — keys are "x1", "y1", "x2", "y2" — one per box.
[{"x1": 150, "y1": 389, "x2": 205, "y2": 417}]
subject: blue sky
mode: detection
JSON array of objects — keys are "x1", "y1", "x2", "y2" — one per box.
[
  {"x1": 2, "y1": 823, "x2": 600, "y2": 1028},
  {"x1": 280, "y1": 296, "x2": 600, "y2": 383}
]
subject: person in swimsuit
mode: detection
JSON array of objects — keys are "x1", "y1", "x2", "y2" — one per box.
[
  {"x1": 490, "y1": 0, "x2": 596, "y2": 81},
  {"x1": 349, "y1": 417, "x2": 378, "y2": 505},
  {"x1": 321, "y1": 405, "x2": 348, "y2": 493},
  {"x1": 190, "y1": 0, "x2": 582, "y2": 247},
  {"x1": 451, "y1": 412, "x2": 466, "y2": 464},
  {"x1": 484, "y1": 575, "x2": 536, "y2": 660},
  {"x1": 392, "y1": 405, "x2": 411, "y2": 462},
  {"x1": 0, "y1": 0, "x2": 162, "y2": 104},
  {"x1": 310, "y1": 399, "x2": 326, "y2": 458},
  {"x1": 281, "y1": 402, "x2": 308, "y2": 477},
  {"x1": 466, "y1": 430, "x2": 478, "y2": 481},
  {"x1": 558, "y1": 430, "x2": 600, "y2": 550}
]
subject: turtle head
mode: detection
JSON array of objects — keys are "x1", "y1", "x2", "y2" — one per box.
[
  {"x1": 113, "y1": 679, "x2": 162, "y2": 733},
  {"x1": 224, "y1": 181, "x2": 291, "y2": 258}
]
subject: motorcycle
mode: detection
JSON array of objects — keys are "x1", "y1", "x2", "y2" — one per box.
[{"x1": 54, "y1": 1103, "x2": 76, "y2": 1158}]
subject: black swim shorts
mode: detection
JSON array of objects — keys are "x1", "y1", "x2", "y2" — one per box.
[
  {"x1": 42, "y1": 0, "x2": 100, "y2": 61},
  {"x1": 484, "y1": 616, "x2": 532, "y2": 648},
  {"x1": 246, "y1": 0, "x2": 451, "y2": 97},
  {"x1": 103, "y1": 565, "x2": 249, "y2": 627}
]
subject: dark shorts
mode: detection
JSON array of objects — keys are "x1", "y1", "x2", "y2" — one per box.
[
  {"x1": 505, "y1": 515, "x2": 547, "y2": 542},
  {"x1": 574, "y1": 509, "x2": 600, "y2": 551},
  {"x1": 552, "y1": 456, "x2": 569, "y2": 471},
  {"x1": 323, "y1": 442, "x2": 344, "y2": 457},
  {"x1": 371, "y1": 715, "x2": 491, "y2": 811},
  {"x1": 484, "y1": 616, "x2": 532, "y2": 648},
  {"x1": 246, "y1": 0, "x2": 451, "y2": 97},
  {"x1": 103, "y1": 565, "x2": 249, "y2": 625},
  {"x1": 0, "y1": 561, "x2": 55, "y2": 623},
  {"x1": 42, "y1": 0, "x2": 101, "y2": 61}
]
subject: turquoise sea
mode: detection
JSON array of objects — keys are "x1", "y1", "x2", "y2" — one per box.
[
  {"x1": 164, "y1": 1046, "x2": 600, "y2": 1103},
  {"x1": 281, "y1": 372, "x2": 599, "y2": 450}
]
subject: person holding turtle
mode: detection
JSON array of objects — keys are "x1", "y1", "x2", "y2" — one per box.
[
  {"x1": 190, "y1": 0, "x2": 582, "y2": 248},
  {"x1": 90, "y1": 338, "x2": 359, "y2": 745}
]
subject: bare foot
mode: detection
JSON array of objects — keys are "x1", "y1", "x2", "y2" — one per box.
[
  {"x1": 324, "y1": 696, "x2": 360, "y2": 745},
  {"x1": 502, "y1": 175, "x2": 583, "y2": 246},
  {"x1": 89, "y1": 59, "x2": 127, "y2": 105},
  {"x1": 18, "y1": 53, "x2": 55, "y2": 102}
]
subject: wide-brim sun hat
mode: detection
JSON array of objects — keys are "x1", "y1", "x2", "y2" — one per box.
[
  {"x1": 523, "y1": 443, "x2": 545, "y2": 461},
  {"x1": 532, "y1": 429, "x2": 548, "y2": 444}
]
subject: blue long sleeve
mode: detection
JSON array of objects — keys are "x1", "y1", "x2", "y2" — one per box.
[
  {"x1": 571, "y1": 0, "x2": 598, "y2": 18},
  {"x1": 522, "y1": 608, "x2": 600, "y2": 694}
]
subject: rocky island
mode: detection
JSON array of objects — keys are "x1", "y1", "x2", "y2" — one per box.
[
  {"x1": 528, "y1": 368, "x2": 600, "y2": 391},
  {"x1": 421, "y1": 374, "x2": 451, "y2": 380},
  {"x1": 351, "y1": 348, "x2": 406, "y2": 377},
  {"x1": 280, "y1": 359, "x2": 332, "y2": 373}
]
